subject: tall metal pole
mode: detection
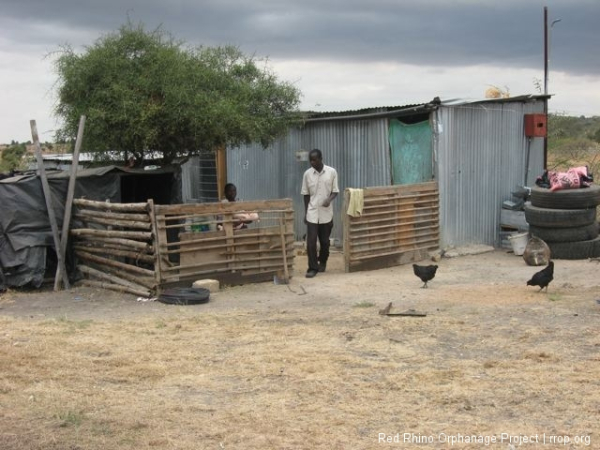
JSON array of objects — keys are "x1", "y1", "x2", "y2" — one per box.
[
  {"x1": 544, "y1": 7, "x2": 549, "y2": 96},
  {"x1": 543, "y1": 6, "x2": 548, "y2": 169}
]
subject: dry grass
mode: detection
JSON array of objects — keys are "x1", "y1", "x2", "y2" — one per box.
[{"x1": 1, "y1": 293, "x2": 599, "y2": 450}]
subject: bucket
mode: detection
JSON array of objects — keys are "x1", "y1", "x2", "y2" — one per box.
[{"x1": 508, "y1": 232, "x2": 529, "y2": 256}]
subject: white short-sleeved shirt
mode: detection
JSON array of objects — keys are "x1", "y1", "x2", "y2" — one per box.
[{"x1": 301, "y1": 164, "x2": 339, "y2": 224}]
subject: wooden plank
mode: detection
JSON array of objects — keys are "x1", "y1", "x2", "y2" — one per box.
[
  {"x1": 72, "y1": 235, "x2": 152, "y2": 252},
  {"x1": 75, "y1": 250, "x2": 155, "y2": 277},
  {"x1": 73, "y1": 244, "x2": 155, "y2": 264},
  {"x1": 343, "y1": 189, "x2": 351, "y2": 272},
  {"x1": 70, "y1": 228, "x2": 152, "y2": 240},
  {"x1": 75, "y1": 208, "x2": 150, "y2": 223},
  {"x1": 349, "y1": 232, "x2": 440, "y2": 248},
  {"x1": 355, "y1": 182, "x2": 438, "y2": 197},
  {"x1": 147, "y1": 199, "x2": 161, "y2": 294},
  {"x1": 359, "y1": 200, "x2": 440, "y2": 213},
  {"x1": 73, "y1": 213, "x2": 152, "y2": 230},
  {"x1": 349, "y1": 219, "x2": 438, "y2": 233},
  {"x1": 31, "y1": 120, "x2": 70, "y2": 290},
  {"x1": 78, "y1": 264, "x2": 151, "y2": 292},
  {"x1": 178, "y1": 230, "x2": 228, "y2": 278},
  {"x1": 77, "y1": 208, "x2": 150, "y2": 223},
  {"x1": 163, "y1": 238, "x2": 272, "y2": 254},
  {"x1": 348, "y1": 250, "x2": 429, "y2": 273},
  {"x1": 362, "y1": 193, "x2": 439, "y2": 204},
  {"x1": 73, "y1": 198, "x2": 149, "y2": 212},
  {"x1": 349, "y1": 241, "x2": 439, "y2": 260},
  {"x1": 55, "y1": 115, "x2": 85, "y2": 290},
  {"x1": 153, "y1": 204, "x2": 173, "y2": 285},
  {"x1": 279, "y1": 216, "x2": 289, "y2": 282},
  {"x1": 79, "y1": 279, "x2": 150, "y2": 297},
  {"x1": 160, "y1": 261, "x2": 286, "y2": 282},
  {"x1": 154, "y1": 199, "x2": 293, "y2": 216}
]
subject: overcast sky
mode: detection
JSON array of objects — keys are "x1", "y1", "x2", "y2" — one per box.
[{"x1": 1, "y1": 0, "x2": 598, "y2": 144}]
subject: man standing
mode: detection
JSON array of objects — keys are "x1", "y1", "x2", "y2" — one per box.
[{"x1": 301, "y1": 149, "x2": 339, "y2": 278}]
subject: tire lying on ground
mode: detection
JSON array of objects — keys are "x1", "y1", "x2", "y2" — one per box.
[
  {"x1": 529, "y1": 222, "x2": 599, "y2": 243},
  {"x1": 524, "y1": 204, "x2": 597, "y2": 228},
  {"x1": 530, "y1": 185, "x2": 600, "y2": 209},
  {"x1": 546, "y1": 236, "x2": 600, "y2": 260},
  {"x1": 158, "y1": 287, "x2": 210, "y2": 305}
]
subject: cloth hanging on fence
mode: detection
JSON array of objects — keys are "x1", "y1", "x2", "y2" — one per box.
[{"x1": 346, "y1": 188, "x2": 364, "y2": 217}]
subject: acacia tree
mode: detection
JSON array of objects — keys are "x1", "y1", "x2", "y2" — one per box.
[{"x1": 54, "y1": 23, "x2": 303, "y2": 163}]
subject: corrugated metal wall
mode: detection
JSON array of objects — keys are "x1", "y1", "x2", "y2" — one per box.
[
  {"x1": 227, "y1": 119, "x2": 392, "y2": 244},
  {"x1": 225, "y1": 99, "x2": 545, "y2": 249},
  {"x1": 435, "y1": 101, "x2": 545, "y2": 247}
]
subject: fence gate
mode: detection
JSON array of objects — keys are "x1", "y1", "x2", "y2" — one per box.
[
  {"x1": 343, "y1": 182, "x2": 439, "y2": 272},
  {"x1": 153, "y1": 199, "x2": 295, "y2": 292}
]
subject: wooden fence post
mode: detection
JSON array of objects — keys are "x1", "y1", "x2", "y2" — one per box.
[
  {"x1": 30, "y1": 120, "x2": 70, "y2": 290},
  {"x1": 54, "y1": 115, "x2": 86, "y2": 290}
]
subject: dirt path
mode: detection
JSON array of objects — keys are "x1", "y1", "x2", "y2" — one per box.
[{"x1": 2, "y1": 248, "x2": 599, "y2": 321}]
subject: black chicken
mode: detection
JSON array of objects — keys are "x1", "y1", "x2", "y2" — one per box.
[
  {"x1": 526, "y1": 261, "x2": 554, "y2": 292},
  {"x1": 413, "y1": 264, "x2": 438, "y2": 288}
]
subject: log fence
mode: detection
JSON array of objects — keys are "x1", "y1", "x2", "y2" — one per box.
[
  {"x1": 70, "y1": 197, "x2": 295, "y2": 296},
  {"x1": 70, "y1": 198, "x2": 156, "y2": 297},
  {"x1": 153, "y1": 199, "x2": 295, "y2": 290},
  {"x1": 343, "y1": 182, "x2": 439, "y2": 272}
]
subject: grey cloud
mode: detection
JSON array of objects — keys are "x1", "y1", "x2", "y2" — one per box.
[{"x1": 1, "y1": 0, "x2": 598, "y2": 75}]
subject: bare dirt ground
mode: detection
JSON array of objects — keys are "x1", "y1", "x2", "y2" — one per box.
[{"x1": 1, "y1": 248, "x2": 600, "y2": 449}]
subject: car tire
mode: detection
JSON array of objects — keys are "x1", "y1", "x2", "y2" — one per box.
[
  {"x1": 529, "y1": 222, "x2": 599, "y2": 243},
  {"x1": 547, "y1": 236, "x2": 600, "y2": 260},
  {"x1": 530, "y1": 185, "x2": 600, "y2": 209},
  {"x1": 158, "y1": 287, "x2": 210, "y2": 305},
  {"x1": 524, "y1": 205, "x2": 597, "y2": 228}
]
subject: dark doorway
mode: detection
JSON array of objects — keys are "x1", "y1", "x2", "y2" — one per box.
[{"x1": 120, "y1": 172, "x2": 175, "y2": 204}]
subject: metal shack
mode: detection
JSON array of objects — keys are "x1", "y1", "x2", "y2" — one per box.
[{"x1": 226, "y1": 95, "x2": 547, "y2": 249}]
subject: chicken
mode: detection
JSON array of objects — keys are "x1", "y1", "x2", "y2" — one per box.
[
  {"x1": 526, "y1": 261, "x2": 554, "y2": 292},
  {"x1": 413, "y1": 264, "x2": 438, "y2": 288}
]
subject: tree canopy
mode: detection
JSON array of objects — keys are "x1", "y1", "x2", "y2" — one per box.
[{"x1": 54, "y1": 23, "x2": 303, "y2": 163}]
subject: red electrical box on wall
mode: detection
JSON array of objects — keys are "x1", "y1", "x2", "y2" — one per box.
[{"x1": 524, "y1": 114, "x2": 547, "y2": 137}]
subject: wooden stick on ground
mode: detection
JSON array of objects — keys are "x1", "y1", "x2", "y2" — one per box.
[{"x1": 78, "y1": 280, "x2": 150, "y2": 297}]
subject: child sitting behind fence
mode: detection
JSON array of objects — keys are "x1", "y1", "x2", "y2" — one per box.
[{"x1": 217, "y1": 183, "x2": 259, "y2": 231}]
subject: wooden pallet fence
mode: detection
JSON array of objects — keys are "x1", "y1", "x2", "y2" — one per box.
[
  {"x1": 343, "y1": 182, "x2": 439, "y2": 272},
  {"x1": 153, "y1": 198, "x2": 295, "y2": 291},
  {"x1": 71, "y1": 198, "x2": 155, "y2": 297}
]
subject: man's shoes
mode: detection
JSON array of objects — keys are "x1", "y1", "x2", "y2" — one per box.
[
  {"x1": 318, "y1": 263, "x2": 327, "y2": 273},
  {"x1": 305, "y1": 269, "x2": 318, "y2": 278}
]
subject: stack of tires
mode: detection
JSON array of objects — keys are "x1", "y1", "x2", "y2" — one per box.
[{"x1": 524, "y1": 185, "x2": 600, "y2": 259}]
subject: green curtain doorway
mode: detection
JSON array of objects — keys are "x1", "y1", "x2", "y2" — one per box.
[{"x1": 389, "y1": 119, "x2": 433, "y2": 185}]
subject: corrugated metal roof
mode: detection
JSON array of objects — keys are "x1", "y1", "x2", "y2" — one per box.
[{"x1": 301, "y1": 95, "x2": 548, "y2": 122}]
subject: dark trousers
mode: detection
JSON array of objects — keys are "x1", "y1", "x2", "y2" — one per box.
[{"x1": 306, "y1": 221, "x2": 333, "y2": 272}]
